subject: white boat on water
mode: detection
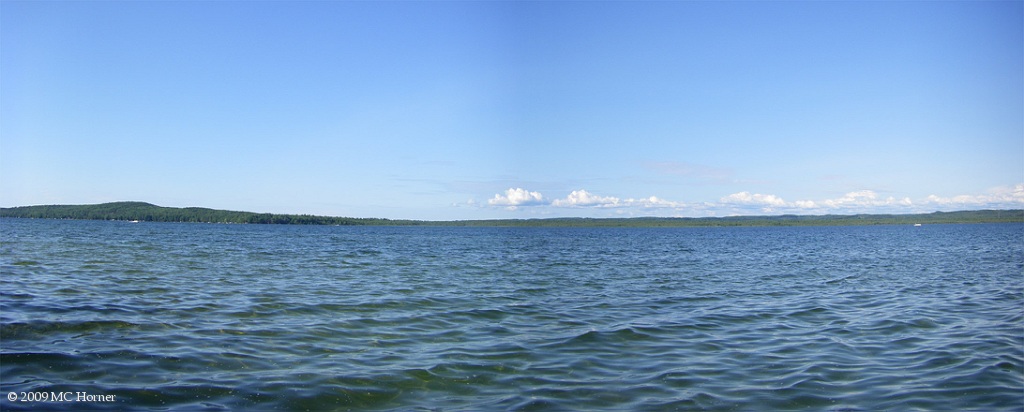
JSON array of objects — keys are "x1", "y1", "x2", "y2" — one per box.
[
  {"x1": 914, "y1": 223, "x2": 922, "y2": 227},
  {"x1": 129, "y1": 220, "x2": 140, "y2": 223}
]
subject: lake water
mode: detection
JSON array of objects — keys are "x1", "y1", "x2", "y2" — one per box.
[{"x1": 1, "y1": 218, "x2": 1021, "y2": 411}]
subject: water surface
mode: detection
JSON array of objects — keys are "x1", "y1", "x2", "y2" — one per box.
[{"x1": 1, "y1": 219, "x2": 1021, "y2": 410}]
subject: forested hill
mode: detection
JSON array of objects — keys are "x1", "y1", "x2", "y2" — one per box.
[
  {"x1": 0, "y1": 202, "x2": 404, "y2": 225},
  {"x1": 1, "y1": 202, "x2": 1022, "y2": 227}
]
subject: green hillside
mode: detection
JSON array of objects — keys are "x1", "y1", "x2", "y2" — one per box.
[
  {"x1": 2, "y1": 202, "x2": 1021, "y2": 227},
  {"x1": 0, "y1": 202, "x2": 405, "y2": 225}
]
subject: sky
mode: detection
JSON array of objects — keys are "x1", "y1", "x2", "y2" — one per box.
[{"x1": 1, "y1": 1, "x2": 1022, "y2": 220}]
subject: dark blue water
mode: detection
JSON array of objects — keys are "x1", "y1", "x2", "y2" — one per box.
[{"x1": 1, "y1": 219, "x2": 1021, "y2": 411}]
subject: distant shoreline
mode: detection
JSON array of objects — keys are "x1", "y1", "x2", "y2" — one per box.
[{"x1": 1, "y1": 202, "x2": 1022, "y2": 227}]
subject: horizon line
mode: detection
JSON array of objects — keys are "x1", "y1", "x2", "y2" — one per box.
[{"x1": 2, "y1": 201, "x2": 1022, "y2": 224}]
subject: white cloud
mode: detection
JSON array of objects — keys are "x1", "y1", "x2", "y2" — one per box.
[
  {"x1": 794, "y1": 200, "x2": 818, "y2": 209},
  {"x1": 717, "y1": 189, "x2": 916, "y2": 214},
  {"x1": 721, "y1": 191, "x2": 787, "y2": 207},
  {"x1": 488, "y1": 188, "x2": 545, "y2": 208},
  {"x1": 550, "y1": 191, "x2": 689, "y2": 209},
  {"x1": 805, "y1": 190, "x2": 911, "y2": 211},
  {"x1": 483, "y1": 184, "x2": 1024, "y2": 216},
  {"x1": 822, "y1": 190, "x2": 877, "y2": 207},
  {"x1": 924, "y1": 184, "x2": 1024, "y2": 207},
  {"x1": 552, "y1": 190, "x2": 621, "y2": 207},
  {"x1": 631, "y1": 196, "x2": 686, "y2": 209}
]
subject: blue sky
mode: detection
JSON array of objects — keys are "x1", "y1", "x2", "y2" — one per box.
[{"x1": 2, "y1": 1, "x2": 1021, "y2": 220}]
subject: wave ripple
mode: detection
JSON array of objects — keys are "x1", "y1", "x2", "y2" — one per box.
[{"x1": 1, "y1": 221, "x2": 1022, "y2": 411}]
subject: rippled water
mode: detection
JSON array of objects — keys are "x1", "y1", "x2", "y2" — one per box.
[{"x1": 1, "y1": 218, "x2": 1021, "y2": 411}]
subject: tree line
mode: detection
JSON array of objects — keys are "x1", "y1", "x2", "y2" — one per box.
[
  {"x1": 1, "y1": 202, "x2": 1021, "y2": 227},
  {"x1": 0, "y1": 202, "x2": 410, "y2": 225}
]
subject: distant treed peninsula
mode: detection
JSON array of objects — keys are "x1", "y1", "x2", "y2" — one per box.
[
  {"x1": 1, "y1": 202, "x2": 1022, "y2": 227},
  {"x1": 0, "y1": 202, "x2": 395, "y2": 226}
]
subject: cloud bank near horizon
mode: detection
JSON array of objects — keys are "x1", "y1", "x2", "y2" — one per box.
[{"x1": 483, "y1": 184, "x2": 1024, "y2": 216}]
